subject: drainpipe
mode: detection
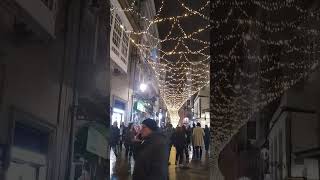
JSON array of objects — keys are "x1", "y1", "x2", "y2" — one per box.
[
  {"x1": 286, "y1": 113, "x2": 292, "y2": 178},
  {"x1": 65, "y1": 0, "x2": 85, "y2": 179}
]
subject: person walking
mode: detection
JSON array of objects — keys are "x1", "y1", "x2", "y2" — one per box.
[
  {"x1": 191, "y1": 123, "x2": 196, "y2": 159},
  {"x1": 124, "y1": 123, "x2": 135, "y2": 158},
  {"x1": 110, "y1": 121, "x2": 120, "y2": 157},
  {"x1": 173, "y1": 126, "x2": 187, "y2": 167},
  {"x1": 132, "y1": 119, "x2": 169, "y2": 180},
  {"x1": 119, "y1": 122, "x2": 125, "y2": 152},
  {"x1": 192, "y1": 122, "x2": 205, "y2": 160},
  {"x1": 164, "y1": 123, "x2": 174, "y2": 165},
  {"x1": 182, "y1": 125, "x2": 191, "y2": 164},
  {"x1": 204, "y1": 125, "x2": 210, "y2": 152}
]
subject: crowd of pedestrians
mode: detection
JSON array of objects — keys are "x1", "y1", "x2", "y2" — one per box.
[{"x1": 110, "y1": 119, "x2": 210, "y2": 180}]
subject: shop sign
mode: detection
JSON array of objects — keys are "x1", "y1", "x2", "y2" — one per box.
[
  {"x1": 86, "y1": 127, "x2": 108, "y2": 159},
  {"x1": 136, "y1": 101, "x2": 146, "y2": 112}
]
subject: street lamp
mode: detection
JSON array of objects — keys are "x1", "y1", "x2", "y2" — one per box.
[{"x1": 140, "y1": 83, "x2": 147, "y2": 92}]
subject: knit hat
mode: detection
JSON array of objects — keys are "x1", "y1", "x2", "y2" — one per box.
[{"x1": 142, "y1": 118, "x2": 159, "y2": 131}]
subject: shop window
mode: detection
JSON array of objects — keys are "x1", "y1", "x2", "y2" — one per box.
[{"x1": 7, "y1": 111, "x2": 54, "y2": 180}]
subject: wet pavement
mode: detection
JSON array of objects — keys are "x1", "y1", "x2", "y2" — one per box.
[{"x1": 110, "y1": 146, "x2": 209, "y2": 180}]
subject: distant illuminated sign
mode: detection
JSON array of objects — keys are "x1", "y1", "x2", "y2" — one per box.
[
  {"x1": 136, "y1": 101, "x2": 146, "y2": 112},
  {"x1": 86, "y1": 127, "x2": 108, "y2": 159}
]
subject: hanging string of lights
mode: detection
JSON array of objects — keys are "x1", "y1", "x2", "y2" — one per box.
[
  {"x1": 112, "y1": 0, "x2": 320, "y2": 178},
  {"x1": 209, "y1": 0, "x2": 320, "y2": 178}
]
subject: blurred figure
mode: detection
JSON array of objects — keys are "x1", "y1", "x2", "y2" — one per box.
[
  {"x1": 132, "y1": 124, "x2": 143, "y2": 160},
  {"x1": 192, "y1": 122, "x2": 205, "y2": 160},
  {"x1": 119, "y1": 122, "x2": 125, "y2": 152},
  {"x1": 110, "y1": 121, "x2": 120, "y2": 157},
  {"x1": 191, "y1": 123, "x2": 196, "y2": 159},
  {"x1": 173, "y1": 126, "x2": 187, "y2": 167},
  {"x1": 164, "y1": 123, "x2": 174, "y2": 165},
  {"x1": 182, "y1": 125, "x2": 190, "y2": 163},
  {"x1": 132, "y1": 119, "x2": 168, "y2": 180},
  {"x1": 204, "y1": 125, "x2": 210, "y2": 152},
  {"x1": 124, "y1": 123, "x2": 135, "y2": 158}
]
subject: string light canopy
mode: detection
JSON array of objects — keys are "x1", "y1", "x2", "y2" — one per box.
[
  {"x1": 210, "y1": 0, "x2": 320, "y2": 178},
  {"x1": 111, "y1": 0, "x2": 320, "y2": 178},
  {"x1": 111, "y1": 0, "x2": 210, "y2": 126}
]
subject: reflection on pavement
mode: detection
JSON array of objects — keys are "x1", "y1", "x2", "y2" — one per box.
[{"x1": 110, "y1": 146, "x2": 209, "y2": 180}]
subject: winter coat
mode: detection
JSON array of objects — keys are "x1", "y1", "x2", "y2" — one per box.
[
  {"x1": 132, "y1": 132, "x2": 169, "y2": 180},
  {"x1": 185, "y1": 128, "x2": 192, "y2": 144},
  {"x1": 204, "y1": 127, "x2": 210, "y2": 144},
  {"x1": 124, "y1": 129, "x2": 135, "y2": 145},
  {"x1": 164, "y1": 127, "x2": 175, "y2": 145},
  {"x1": 110, "y1": 126, "x2": 120, "y2": 146},
  {"x1": 192, "y1": 127, "x2": 205, "y2": 147},
  {"x1": 172, "y1": 131, "x2": 187, "y2": 150}
]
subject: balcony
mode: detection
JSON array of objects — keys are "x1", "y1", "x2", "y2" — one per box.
[{"x1": 14, "y1": 0, "x2": 56, "y2": 36}]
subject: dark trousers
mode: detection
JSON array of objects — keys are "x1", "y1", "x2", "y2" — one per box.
[
  {"x1": 111, "y1": 144, "x2": 118, "y2": 157},
  {"x1": 176, "y1": 147, "x2": 184, "y2": 165},
  {"x1": 192, "y1": 145, "x2": 196, "y2": 159},
  {"x1": 204, "y1": 141, "x2": 209, "y2": 151},
  {"x1": 184, "y1": 145, "x2": 189, "y2": 163},
  {"x1": 119, "y1": 140, "x2": 123, "y2": 151},
  {"x1": 125, "y1": 144, "x2": 133, "y2": 158},
  {"x1": 195, "y1": 146, "x2": 202, "y2": 159}
]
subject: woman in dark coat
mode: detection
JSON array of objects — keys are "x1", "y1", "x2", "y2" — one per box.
[{"x1": 173, "y1": 126, "x2": 187, "y2": 166}]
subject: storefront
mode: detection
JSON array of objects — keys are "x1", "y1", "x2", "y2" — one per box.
[
  {"x1": 6, "y1": 109, "x2": 54, "y2": 180},
  {"x1": 73, "y1": 122, "x2": 109, "y2": 180},
  {"x1": 112, "y1": 98, "x2": 126, "y2": 127},
  {"x1": 132, "y1": 100, "x2": 148, "y2": 123}
]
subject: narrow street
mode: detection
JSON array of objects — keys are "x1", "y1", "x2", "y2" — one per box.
[{"x1": 110, "y1": 146, "x2": 209, "y2": 180}]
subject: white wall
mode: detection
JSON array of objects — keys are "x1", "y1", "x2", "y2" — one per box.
[{"x1": 110, "y1": 67, "x2": 129, "y2": 122}]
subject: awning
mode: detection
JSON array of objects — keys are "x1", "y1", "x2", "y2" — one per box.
[{"x1": 86, "y1": 123, "x2": 109, "y2": 159}]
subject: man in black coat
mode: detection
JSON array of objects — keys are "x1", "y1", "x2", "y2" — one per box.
[
  {"x1": 132, "y1": 118, "x2": 169, "y2": 180},
  {"x1": 110, "y1": 121, "x2": 120, "y2": 157}
]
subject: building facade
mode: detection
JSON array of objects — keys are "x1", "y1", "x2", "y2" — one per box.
[
  {"x1": 0, "y1": 0, "x2": 110, "y2": 179},
  {"x1": 109, "y1": 0, "x2": 133, "y2": 127},
  {"x1": 193, "y1": 84, "x2": 210, "y2": 128},
  {"x1": 110, "y1": 0, "x2": 164, "y2": 126}
]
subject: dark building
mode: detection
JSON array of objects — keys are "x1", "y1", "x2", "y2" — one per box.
[{"x1": 0, "y1": 0, "x2": 110, "y2": 179}]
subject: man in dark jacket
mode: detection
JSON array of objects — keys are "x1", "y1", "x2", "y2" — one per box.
[
  {"x1": 132, "y1": 118, "x2": 169, "y2": 180},
  {"x1": 110, "y1": 121, "x2": 120, "y2": 157}
]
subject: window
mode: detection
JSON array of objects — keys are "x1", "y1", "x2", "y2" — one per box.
[
  {"x1": 110, "y1": 4, "x2": 114, "y2": 27},
  {"x1": 7, "y1": 122, "x2": 50, "y2": 180},
  {"x1": 121, "y1": 32, "x2": 129, "y2": 57},
  {"x1": 112, "y1": 14, "x2": 122, "y2": 48},
  {"x1": 112, "y1": 31, "x2": 121, "y2": 48}
]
